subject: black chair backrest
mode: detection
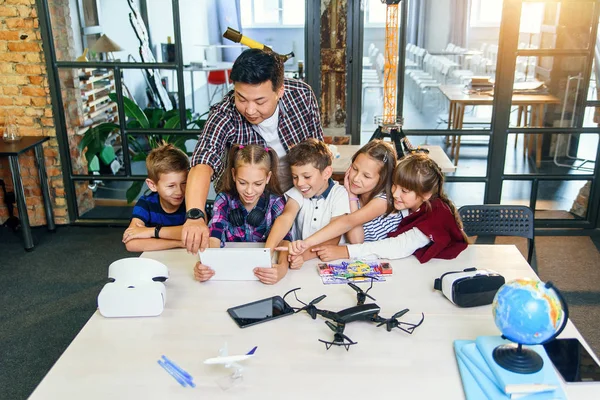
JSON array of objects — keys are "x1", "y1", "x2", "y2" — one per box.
[
  {"x1": 205, "y1": 200, "x2": 214, "y2": 221},
  {"x1": 458, "y1": 205, "x2": 534, "y2": 240}
]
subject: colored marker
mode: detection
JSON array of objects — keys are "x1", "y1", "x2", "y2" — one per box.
[
  {"x1": 158, "y1": 360, "x2": 187, "y2": 387},
  {"x1": 161, "y1": 355, "x2": 194, "y2": 381}
]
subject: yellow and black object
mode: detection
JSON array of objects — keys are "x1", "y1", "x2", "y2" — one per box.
[{"x1": 223, "y1": 27, "x2": 294, "y2": 63}]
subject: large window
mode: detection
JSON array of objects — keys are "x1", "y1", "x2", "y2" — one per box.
[
  {"x1": 240, "y1": 0, "x2": 305, "y2": 27},
  {"x1": 470, "y1": 0, "x2": 503, "y2": 27}
]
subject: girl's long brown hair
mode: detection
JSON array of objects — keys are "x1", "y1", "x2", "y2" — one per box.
[
  {"x1": 393, "y1": 153, "x2": 467, "y2": 240},
  {"x1": 351, "y1": 140, "x2": 397, "y2": 215},
  {"x1": 221, "y1": 144, "x2": 282, "y2": 196}
]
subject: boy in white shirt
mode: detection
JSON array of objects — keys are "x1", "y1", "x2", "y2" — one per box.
[{"x1": 266, "y1": 138, "x2": 350, "y2": 268}]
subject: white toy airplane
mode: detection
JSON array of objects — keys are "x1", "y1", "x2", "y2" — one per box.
[{"x1": 204, "y1": 343, "x2": 257, "y2": 378}]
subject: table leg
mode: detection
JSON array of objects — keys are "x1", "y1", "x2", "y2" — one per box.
[
  {"x1": 190, "y1": 70, "x2": 195, "y2": 114},
  {"x1": 9, "y1": 155, "x2": 34, "y2": 251},
  {"x1": 535, "y1": 104, "x2": 543, "y2": 168},
  {"x1": 446, "y1": 102, "x2": 455, "y2": 145},
  {"x1": 34, "y1": 144, "x2": 55, "y2": 231},
  {"x1": 454, "y1": 103, "x2": 465, "y2": 166}
]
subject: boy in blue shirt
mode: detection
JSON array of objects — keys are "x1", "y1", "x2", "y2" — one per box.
[
  {"x1": 266, "y1": 138, "x2": 350, "y2": 268},
  {"x1": 123, "y1": 144, "x2": 189, "y2": 252}
]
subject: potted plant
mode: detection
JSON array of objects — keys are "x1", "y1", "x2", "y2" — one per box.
[{"x1": 79, "y1": 93, "x2": 207, "y2": 203}]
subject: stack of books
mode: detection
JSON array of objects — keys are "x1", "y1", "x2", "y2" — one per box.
[
  {"x1": 467, "y1": 76, "x2": 494, "y2": 92},
  {"x1": 454, "y1": 336, "x2": 566, "y2": 399}
]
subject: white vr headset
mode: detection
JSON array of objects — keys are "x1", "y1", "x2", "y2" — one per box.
[
  {"x1": 433, "y1": 267, "x2": 505, "y2": 307},
  {"x1": 97, "y1": 257, "x2": 169, "y2": 317}
]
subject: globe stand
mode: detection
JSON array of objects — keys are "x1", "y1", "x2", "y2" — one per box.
[{"x1": 493, "y1": 343, "x2": 543, "y2": 374}]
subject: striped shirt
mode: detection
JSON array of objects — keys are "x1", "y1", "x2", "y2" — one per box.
[
  {"x1": 209, "y1": 191, "x2": 291, "y2": 245},
  {"x1": 190, "y1": 78, "x2": 323, "y2": 186},
  {"x1": 362, "y1": 193, "x2": 406, "y2": 242},
  {"x1": 131, "y1": 192, "x2": 186, "y2": 227}
]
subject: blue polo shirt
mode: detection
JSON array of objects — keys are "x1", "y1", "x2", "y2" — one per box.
[{"x1": 131, "y1": 192, "x2": 186, "y2": 227}]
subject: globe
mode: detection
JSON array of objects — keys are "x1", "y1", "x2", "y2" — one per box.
[
  {"x1": 492, "y1": 278, "x2": 567, "y2": 346},
  {"x1": 490, "y1": 278, "x2": 569, "y2": 373}
]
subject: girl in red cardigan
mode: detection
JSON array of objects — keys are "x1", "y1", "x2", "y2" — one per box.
[{"x1": 344, "y1": 153, "x2": 468, "y2": 263}]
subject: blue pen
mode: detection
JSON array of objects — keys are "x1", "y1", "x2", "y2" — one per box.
[
  {"x1": 158, "y1": 360, "x2": 187, "y2": 387},
  {"x1": 161, "y1": 355, "x2": 193, "y2": 381},
  {"x1": 160, "y1": 358, "x2": 196, "y2": 388}
]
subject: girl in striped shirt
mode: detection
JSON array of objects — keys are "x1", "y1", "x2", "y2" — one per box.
[{"x1": 284, "y1": 140, "x2": 403, "y2": 261}]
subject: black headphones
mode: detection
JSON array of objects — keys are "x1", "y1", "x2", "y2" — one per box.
[{"x1": 229, "y1": 192, "x2": 269, "y2": 227}]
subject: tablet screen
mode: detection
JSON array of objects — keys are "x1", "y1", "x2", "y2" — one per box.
[
  {"x1": 227, "y1": 296, "x2": 295, "y2": 328},
  {"x1": 543, "y1": 338, "x2": 600, "y2": 383}
]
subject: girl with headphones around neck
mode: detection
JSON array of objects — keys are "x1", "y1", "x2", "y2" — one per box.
[{"x1": 194, "y1": 144, "x2": 292, "y2": 284}]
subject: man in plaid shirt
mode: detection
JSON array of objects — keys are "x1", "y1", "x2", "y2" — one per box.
[{"x1": 183, "y1": 49, "x2": 323, "y2": 254}]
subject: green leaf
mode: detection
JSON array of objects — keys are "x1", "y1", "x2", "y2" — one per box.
[
  {"x1": 110, "y1": 93, "x2": 149, "y2": 128},
  {"x1": 126, "y1": 181, "x2": 144, "y2": 204},
  {"x1": 131, "y1": 152, "x2": 147, "y2": 162},
  {"x1": 79, "y1": 123, "x2": 120, "y2": 166},
  {"x1": 150, "y1": 109, "x2": 164, "y2": 129},
  {"x1": 164, "y1": 115, "x2": 181, "y2": 129}
]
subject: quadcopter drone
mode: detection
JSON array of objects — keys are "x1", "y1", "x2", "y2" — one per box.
[{"x1": 283, "y1": 278, "x2": 425, "y2": 351}]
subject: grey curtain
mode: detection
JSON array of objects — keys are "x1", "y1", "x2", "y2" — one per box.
[
  {"x1": 448, "y1": 0, "x2": 470, "y2": 47},
  {"x1": 407, "y1": 0, "x2": 427, "y2": 47},
  {"x1": 207, "y1": 0, "x2": 243, "y2": 62}
]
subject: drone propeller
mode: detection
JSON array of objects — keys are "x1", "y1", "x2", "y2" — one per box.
[
  {"x1": 348, "y1": 282, "x2": 376, "y2": 305},
  {"x1": 376, "y1": 309, "x2": 425, "y2": 333},
  {"x1": 298, "y1": 294, "x2": 327, "y2": 319},
  {"x1": 347, "y1": 276, "x2": 378, "y2": 305},
  {"x1": 282, "y1": 288, "x2": 328, "y2": 318},
  {"x1": 319, "y1": 322, "x2": 357, "y2": 351}
]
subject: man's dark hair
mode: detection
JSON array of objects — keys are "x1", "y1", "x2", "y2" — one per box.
[{"x1": 230, "y1": 48, "x2": 284, "y2": 91}]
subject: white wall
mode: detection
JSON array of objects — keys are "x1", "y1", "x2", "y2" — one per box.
[
  {"x1": 99, "y1": 0, "x2": 147, "y2": 107},
  {"x1": 69, "y1": 0, "x2": 83, "y2": 58},
  {"x1": 425, "y1": 0, "x2": 450, "y2": 51}
]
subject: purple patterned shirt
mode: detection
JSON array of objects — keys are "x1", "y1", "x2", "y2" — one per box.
[
  {"x1": 190, "y1": 78, "x2": 323, "y2": 185},
  {"x1": 209, "y1": 191, "x2": 292, "y2": 245}
]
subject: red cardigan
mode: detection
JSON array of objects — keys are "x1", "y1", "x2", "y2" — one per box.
[{"x1": 387, "y1": 198, "x2": 468, "y2": 263}]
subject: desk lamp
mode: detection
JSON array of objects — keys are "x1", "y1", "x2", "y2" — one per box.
[{"x1": 91, "y1": 34, "x2": 124, "y2": 61}]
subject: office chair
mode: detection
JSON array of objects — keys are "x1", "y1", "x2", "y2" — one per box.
[
  {"x1": 458, "y1": 205, "x2": 535, "y2": 269},
  {"x1": 207, "y1": 69, "x2": 232, "y2": 105}
]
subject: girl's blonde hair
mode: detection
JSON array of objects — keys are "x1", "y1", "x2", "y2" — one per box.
[
  {"x1": 221, "y1": 144, "x2": 282, "y2": 196},
  {"x1": 393, "y1": 153, "x2": 465, "y2": 235},
  {"x1": 352, "y1": 140, "x2": 397, "y2": 215}
]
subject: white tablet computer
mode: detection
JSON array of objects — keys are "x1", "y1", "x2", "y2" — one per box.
[{"x1": 198, "y1": 245, "x2": 273, "y2": 281}]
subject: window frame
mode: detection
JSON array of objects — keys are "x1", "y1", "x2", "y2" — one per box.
[{"x1": 240, "y1": 0, "x2": 305, "y2": 29}]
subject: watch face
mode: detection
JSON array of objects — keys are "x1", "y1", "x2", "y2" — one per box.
[{"x1": 187, "y1": 208, "x2": 204, "y2": 220}]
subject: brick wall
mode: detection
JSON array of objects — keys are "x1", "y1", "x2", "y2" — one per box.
[{"x1": 0, "y1": 0, "x2": 66, "y2": 226}]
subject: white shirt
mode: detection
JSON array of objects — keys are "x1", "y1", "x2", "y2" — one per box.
[
  {"x1": 285, "y1": 180, "x2": 350, "y2": 240},
  {"x1": 252, "y1": 105, "x2": 286, "y2": 158},
  {"x1": 346, "y1": 227, "x2": 431, "y2": 259}
]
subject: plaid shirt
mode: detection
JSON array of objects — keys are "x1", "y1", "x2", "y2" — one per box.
[
  {"x1": 190, "y1": 78, "x2": 323, "y2": 185},
  {"x1": 209, "y1": 191, "x2": 292, "y2": 245}
]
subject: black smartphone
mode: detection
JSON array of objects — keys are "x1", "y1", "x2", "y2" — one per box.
[
  {"x1": 227, "y1": 295, "x2": 295, "y2": 328},
  {"x1": 543, "y1": 338, "x2": 600, "y2": 383}
]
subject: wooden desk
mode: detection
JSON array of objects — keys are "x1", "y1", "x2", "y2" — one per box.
[
  {"x1": 332, "y1": 144, "x2": 456, "y2": 177},
  {"x1": 29, "y1": 246, "x2": 600, "y2": 399},
  {"x1": 0, "y1": 136, "x2": 55, "y2": 250},
  {"x1": 439, "y1": 85, "x2": 561, "y2": 167}
]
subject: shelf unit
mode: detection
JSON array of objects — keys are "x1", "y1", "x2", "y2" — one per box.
[{"x1": 77, "y1": 68, "x2": 119, "y2": 135}]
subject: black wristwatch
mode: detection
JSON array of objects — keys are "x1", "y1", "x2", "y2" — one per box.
[
  {"x1": 185, "y1": 208, "x2": 206, "y2": 221},
  {"x1": 154, "y1": 224, "x2": 163, "y2": 239}
]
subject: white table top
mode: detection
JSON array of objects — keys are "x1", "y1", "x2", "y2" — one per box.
[
  {"x1": 185, "y1": 61, "x2": 234, "y2": 72},
  {"x1": 332, "y1": 144, "x2": 456, "y2": 174},
  {"x1": 29, "y1": 245, "x2": 600, "y2": 399}
]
